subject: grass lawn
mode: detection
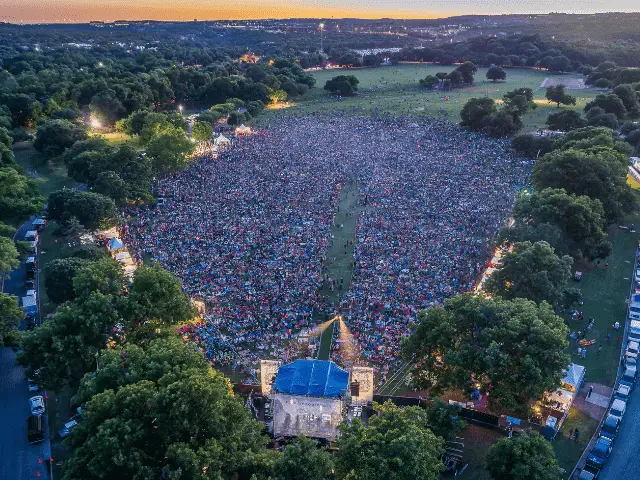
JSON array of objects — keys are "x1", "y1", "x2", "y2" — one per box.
[
  {"x1": 627, "y1": 173, "x2": 640, "y2": 190},
  {"x1": 262, "y1": 65, "x2": 600, "y2": 132},
  {"x1": 48, "y1": 385, "x2": 75, "y2": 477},
  {"x1": 316, "y1": 179, "x2": 363, "y2": 359},
  {"x1": 553, "y1": 407, "x2": 599, "y2": 475},
  {"x1": 37, "y1": 223, "x2": 66, "y2": 317},
  {"x1": 564, "y1": 213, "x2": 640, "y2": 386},
  {"x1": 13, "y1": 143, "x2": 78, "y2": 198},
  {"x1": 449, "y1": 424, "x2": 504, "y2": 480},
  {"x1": 94, "y1": 131, "x2": 139, "y2": 146}
]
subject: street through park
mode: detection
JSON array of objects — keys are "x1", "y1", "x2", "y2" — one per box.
[{"x1": 0, "y1": 217, "x2": 52, "y2": 479}]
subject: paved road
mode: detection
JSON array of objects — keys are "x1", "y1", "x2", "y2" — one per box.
[
  {"x1": 0, "y1": 216, "x2": 52, "y2": 479},
  {"x1": 0, "y1": 348, "x2": 52, "y2": 479},
  {"x1": 599, "y1": 388, "x2": 639, "y2": 479}
]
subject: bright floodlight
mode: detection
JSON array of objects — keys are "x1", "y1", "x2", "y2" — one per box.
[
  {"x1": 90, "y1": 118, "x2": 101, "y2": 129},
  {"x1": 178, "y1": 104, "x2": 184, "y2": 112},
  {"x1": 319, "y1": 23, "x2": 324, "y2": 29}
]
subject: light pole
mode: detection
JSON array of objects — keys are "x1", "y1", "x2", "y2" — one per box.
[{"x1": 319, "y1": 22, "x2": 324, "y2": 54}]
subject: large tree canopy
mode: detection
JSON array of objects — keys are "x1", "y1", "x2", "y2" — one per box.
[
  {"x1": 486, "y1": 431, "x2": 562, "y2": 480},
  {"x1": 48, "y1": 189, "x2": 118, "y2": 229},
  {"x1": 401, "y1": 294, "x2": 569, "y2": 412},
  {"x1": 485, "y1": 241, "x2": 579, "y2": 308},
  {"x1": 335, "y1": 401, "x2": 445, "y2": 480},
  {"x1": 532, "y1": 147, "x2": 634, "y2": 222},
  {"x1": 503, "y1": 188, "x2": 611, "y2": 261},
  {"x1": 0, "y1": 293, "x2": 24, "y2": 346},
  {"x1": 34, "y1": 119, "x2": 87, "y2": 157},
  {"x1": 63, "y1": 368, "x2": 267, "y2": 480}
]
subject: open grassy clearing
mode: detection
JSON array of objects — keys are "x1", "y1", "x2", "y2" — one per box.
[
  {"x1": 565, "y1": 213, "x2": 640, "y2": 386},
  {"x1": 259, "y1": 65, "x2": 600, "y2": 132},
  {"x1": 13, "y1": 143, "x2": 78, "y2": 198}
]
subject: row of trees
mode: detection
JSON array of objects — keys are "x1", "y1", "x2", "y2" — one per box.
[{"x1": 418, "y1": 61, "x2": 478, "y2": 91}]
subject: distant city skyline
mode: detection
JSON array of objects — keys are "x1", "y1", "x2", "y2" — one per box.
[{"x1": 1, "y1": 0, "x2": 639, "y2": 24}]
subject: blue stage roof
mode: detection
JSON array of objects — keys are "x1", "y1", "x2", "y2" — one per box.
[{"x1": 273, "y1": 359, "x2": 349, "y2": 398}]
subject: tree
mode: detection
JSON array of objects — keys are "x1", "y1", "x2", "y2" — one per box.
[
  {"x1": 455, "y1": 61, "x2": 477, "y2": 84},
  {"x1": 43, "y1": 257, "x2": 89, "y2": 304},
  {"x1": 585, "y1": 93, "x2": 627, "y2": 119},
  {"x1": 486, "y1": 431, "x2": 562, "y2": 480},
  {"x1": 419, "y1": 75, "x2": 439, "y2": 89},
  {"x1": 18, "y1": 292, "x2": 124, "y2": 388},
  {"x1": 74, "y1": 336, "x2": 209, "y2": 404},
  {"x1": 90, "y1": 89, "x2": 126, "y2": 125},
  {"x1": 446, "y1": 70, "x2": 464, "y2": 88},
  {"x1": 192, "y1": 121, "x2": 213, "y2": 141},
  {"x1": 532, "y1": 147, "x2": 634, "y2": 222},
  {"x1": 482, "y1": 109, "x2": 522, "y2": 138},
  {"x1": 90, "y1": 171, "x2": 127, "y2": 204},
  {"x1": 504, "y1": 188, "x2": 611, "y2": 261},
  {"x1": 486, "y1": 66, "x2": 507, "y2": 82},
  {"x1": 547, "y1": 56, "x2": 571, "y2": 73},
  {"x1": 612, "y1": 84, "x2": 640, "y2": 116},
  {"x1": 502, "y1": 88, "x2": 536, "y2": 115},
  {"x1": 64, "y1": 368, "x2": 267, "y2": 480},
  {"x1": 511, "y1": 134, "x2": 554, "y2": 158},
  {"x1": 335, "y1": 401, "x2": 444, "y2": 480},
  {"x1": 324, "y1": 75, "x2": 359, "y2": 96},
  {"x1": 460, "y1": 97, "x2": 497, "y2": 131},
  {"x1": 485, "y1": 241, "x2": 579, "y2": 308},
  {"x1": 145, "y1": 125, "x2": 194, "y2": 174},
  {"x1": 274, "y1": 437, "x2": 334, "y2": 480},
  {"x1": 126, "y1": 264, "x2": 194, "y2": 327},
  {"x1": 402, "y1": 294, "x2": 569, "y2": 411},
  {"x1": 545, "y1": 85, "x2": 576, "y2": 108},
  {"x1": 269, "y1": 89, "x2": 288, "y2": 105},
  {"x1": 0, "y1": 167, "x2": 44, "y2": 223},
  {"x1": 0, "y1": 235, "x2": 19, "y2": 277},
  {"x1": 33, "y1": 119, "x2": 87, "y2": 157},
  {"x1": 546, "y1": 110, "x2": 586, "y2": 131},
  {"x1": 48, "y1": 190, "x2": 117, "y2": 229},
  {"x1": 0, "y1": 293, "x2": 24, "y2": 346},
  {"x1": 425, "y1": 399, "x2": 466, "y2": 441},
  {"x1": 363, "y1": 54, "x2": 381, "y2": 67},
  {"x1": 73, "y1": 257, "x2": 124, "y2": 300}
]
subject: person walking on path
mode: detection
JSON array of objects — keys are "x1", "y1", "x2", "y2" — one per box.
[
  {"x1": 587, "y1": 385, "x2": 593, "y2": 398},
  {"x1": 574, "y1": 428, "x2": 580, "y2": 442}
]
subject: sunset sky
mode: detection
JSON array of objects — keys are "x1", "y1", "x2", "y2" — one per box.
[{"x1": 1, "y1": 0, "x2": 639, "y2": 23}]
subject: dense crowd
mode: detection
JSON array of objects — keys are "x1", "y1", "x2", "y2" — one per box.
[{"x1": 126, "y1": 113, "x2": 531, "y2": 379}]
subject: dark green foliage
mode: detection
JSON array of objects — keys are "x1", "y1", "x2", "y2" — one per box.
[
  {"x1": 401, "y1": 294, "x2": 569, "y2": 412},
  {"x1": 546, "y1": 110, "x2": 586, "y2": 131},
  {"x1": 486, "y1": 66, "x2": 507, "y2": 82},
  {"x1": 34, "y1": 119, "x2": 87, "y2": 157},
  {"x1": 485, "y1": 241, "x2": 580, "y2": 308},
  {"x1": 545, "y1": 85, "x2": 576, "y2": 108},
  {"x1": 48, "y1": 189, "x2": 118, "y2": 229},
  {"x1": 43, "y1": 257, "x2": 89, "y2": 304},
  {"x1": 324, "y1": 75, "x2": 359, "y2": 96},
  {"x1": 486, "y1": 431, "x2": 562, "y2": 480}
]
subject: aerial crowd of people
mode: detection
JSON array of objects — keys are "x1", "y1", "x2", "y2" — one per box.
[{"x1": 125, "y1": 112, "x2": 532, "y2": 381}]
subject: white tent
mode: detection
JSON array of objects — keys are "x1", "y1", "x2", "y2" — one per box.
[
  {"x1": 214, "y1": 134, "x2": 231, "y2": 146},
  {"x1": 561, "y1": 363, "x2": 585, "y2": 392},
  {"x1": 235, "y1": 124, "x2": 251, "y2": 134}
]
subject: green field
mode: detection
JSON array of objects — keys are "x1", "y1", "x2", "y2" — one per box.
[
  {"x1": 260, "y1": 65, "x2": 600, "y2": 132},
  {"x1": 13, "y1": 143, "x2": 78, "y2": 198}
]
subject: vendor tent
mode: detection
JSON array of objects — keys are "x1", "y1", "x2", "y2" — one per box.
[
  {"x1": 214, "y1": 134, "x2": 230, "y2": 146},
  {"x1": 235, "y1": 124, "x2": 251, "y2": 134},
  {"x1": 109, "y1": 238, "x2": 124, "y2": 251},
  {"x1": 561, "y1": 363, "x2": 585, "y2": 392}
]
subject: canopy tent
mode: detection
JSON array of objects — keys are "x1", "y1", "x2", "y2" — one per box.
[
  {"x1": 109, "y1": 238, "x2": 124, "y2": 251},
  {"x1": 273, "y1": 359, "x2": 349, "y2": 398},
  {"x1": 547, "y1": 388, "x2": 574, "y2": 408},
  {"x1": 214, "y1": 134, "x2": 231, "y2": 146},
  {"x1": 235, "y1": 124, "x2": 251, "y2": 134},
  {"x1": 114, "y1": 251, "x2": 133, "y2": 264},
  {"x1": 561, "y1": 363, "x2": 585, "y2": 392},
  {"x1": 95, "y1": 227, "x2": 118, "y2": 240}
]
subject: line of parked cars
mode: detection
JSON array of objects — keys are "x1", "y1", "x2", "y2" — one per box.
[
  {"x1": 580, "y1": 291, "x2": 640, "y2": 478},
  {"x1": 27, "y1": 370, "x2": 45, "y2": 444}
]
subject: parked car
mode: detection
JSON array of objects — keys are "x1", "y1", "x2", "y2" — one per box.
[
  {"x1": 599, "y1": 414, "x2": 620, "y2": 441},
  {"x1": 627, "y1": 341, "x2": 640, "y2": 356},
  {"x1": 586, "y1": 436, "x2": 613, "y2": 468},
  {"x1": 58, "y1": 419, "x2": 78, "y2": 439},
  {"x1": 609, "y1": 398, "x2": 627, "y2": 420},
  {"x1": 27, "y1": 378, "x2": 40, "y2": 392},
  {"x1": 24, "y1": 279, "x2": 35, "y2": 289},
  {"x1": 29, "y1": 396, "x2": 45, "y2": 415},
  {"x1": 620, "y1": 366, "x2": 637, "y2": 389},
  {"x1": 615, "y1": 383, "x2": 631, "y2": 401},
  {"x1": 579, "y1": 465, "x2": 600, "y2": 479},
  {"x1": 27, "y1": 415, "x2": 44, "y2": 444}
]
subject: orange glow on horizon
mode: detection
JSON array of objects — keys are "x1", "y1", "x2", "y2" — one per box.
[{"x1": 1, "y1": 1, "x2": 452, "y2": 23}]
